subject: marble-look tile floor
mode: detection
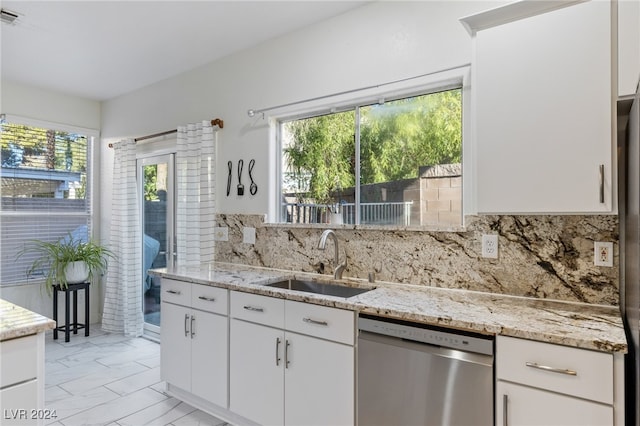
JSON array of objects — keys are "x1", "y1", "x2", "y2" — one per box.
[{"x1": 44, "y1": 326, "x2": 226, "y2": 426}]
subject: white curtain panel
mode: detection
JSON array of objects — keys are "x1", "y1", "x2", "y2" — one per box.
[
  {"x1": 102, "y1": 139, "x2": 143, "y2": 337},
  {"x1": 176, "y1": 121, "x2": 216, "y2": 267}
]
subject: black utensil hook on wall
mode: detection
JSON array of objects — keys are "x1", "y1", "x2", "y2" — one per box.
[
  {"x1": 226, "y1": 159, "x2": 256, "y2": 197},
  {"x1": 237, "y1": 159, "x2": 244, "y2": 196},
  {"x1": 249, "y1": 159, "x2": 258, "y2": 195},
  {"x1": 226, "y1": 161, "x2": 232, "y2": 197}
]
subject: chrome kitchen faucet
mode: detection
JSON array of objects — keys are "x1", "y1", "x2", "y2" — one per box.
[{"x1": 318, "y1": 229, "x2": 347, "y2": 280}]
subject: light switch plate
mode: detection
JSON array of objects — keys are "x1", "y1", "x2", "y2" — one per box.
[
  {"x1": 481, "y1": 234, "x2": 498, "y2": 259},
  {"x1": 214, "y1": 227, "x2": 228, "y2": 242},
  {"x1": 243, "y1": 227, "x2": 256, "y2": 244},
  {"x1": 594, "y1": 241, "x2": 613, "y2": 267}
]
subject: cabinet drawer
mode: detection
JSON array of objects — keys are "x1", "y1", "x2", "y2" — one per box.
[
  {"x1": 496, "y1": 336, "x2": 613, "y2": 404},
  {"x1": 285, "y1": 300, "x2": 355, "y2": 345},
  {"x1": 231, "y1": 291, "x2": 284, "y2": 329},
  {"x1": 0, "y1": 334, "x2": 38, "y2": 388},
  {"x1": 161, "y1": 278, "x2": 191, "y2": 306},
  {"x1": 191, "y1": 284, "x2": 227, "y2": 315},
  {"x1": 0, "y1": 379, "x2": 38, "y2": 425}
]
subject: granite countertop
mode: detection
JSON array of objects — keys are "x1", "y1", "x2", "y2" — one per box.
[
  {"x1": 151, "y1": 262, "x2": 627, "y2": 354},
  {"x1": 0, "y1": 299, "x2": 56, "y2": 341}
]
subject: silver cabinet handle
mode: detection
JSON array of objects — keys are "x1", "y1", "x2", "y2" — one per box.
[
  {"x1": 190, "y1": 315, "x2": 195, "y2": 338},
  {"x1": 243, "y1": 305, "x2": 264, "y2": 312},
  {"x1": 166, "y1": 289, "x2": 181, "y2": 295},
  {"x1": 184, "y1": 313, "x2": 189, "y2": 337},
  {"x1": 285, "y1": 340, "x2": 291, "y2": 368},
  {"x1": 303, "y1": 317, "x2": 328, "y2": 326},
  {"x1": 599, "y1": 164, "x2": 605, "y2": 203},
  {"x1": 275, "y1": 337, "x2": 281, "y2": 366},
  {"x1": 525, "y1": 362, "x2": 577, "y2": 376},
  {"x1": 503, "y1": 394, "x2": 508, "y2": 426},
  {"x1": 198, "y1": 296, "x2": 216, "y2": 302}
]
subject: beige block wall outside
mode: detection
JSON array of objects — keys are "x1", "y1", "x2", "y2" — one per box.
[{"x1": 420, "y1": 174, "x2": 462, "y2": 226}]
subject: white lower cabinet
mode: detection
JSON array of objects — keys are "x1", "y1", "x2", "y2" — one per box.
[
  {"x1": 0, "y1": 333, "x2": 44, "y2": 426},
  {"x1": 161, "y1": 280, "x2": 228, "y2": 408},
  {"x1": 496, "y1": 336, "x2": 622, "y2": 426},
  {"x1": 496, "y1": 381, "x2": 612, "y2": 426},
  {"x1": 229, "y1": 291, "x2": 355, "y2": 426},
  {"x1": 229, "y1": 319, "x2": 284, "y2": 425},
  {"x1": 284, "y1": 331, "x2": 354, "y2": 426},
  {"x1": 161, "y1": 302, "x2": 192, "y2": 391}
]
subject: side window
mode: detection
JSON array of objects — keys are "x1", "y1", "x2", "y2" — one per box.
[
  {"x1": 279, "y1": 88, "x2": 462, "y2": 228},
  {"x1": 0, "y1": 121, "x2": 92, "y2": 284}
]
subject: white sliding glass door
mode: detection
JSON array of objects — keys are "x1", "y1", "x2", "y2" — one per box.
[{"x1": 138, "y1": 154, "x2": 175, "y2": 337}]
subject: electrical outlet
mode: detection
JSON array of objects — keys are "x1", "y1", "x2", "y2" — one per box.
[
  {"x1": 213, "y1": 227, "x2": 228, "y2": 242},
  {"x1": 594, "y1": 241, "x2": 613, "y2": 267},
  {"x1": 481, "y1": 234, "x2": 499, "y2": 259},
  {"x1": 243, "y1": 227, "x2": 256, "y2": 245}
]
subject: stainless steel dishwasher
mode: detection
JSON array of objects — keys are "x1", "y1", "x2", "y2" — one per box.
[{"x1": 358, "y1": 314, "x2": 494, "y2": 426}]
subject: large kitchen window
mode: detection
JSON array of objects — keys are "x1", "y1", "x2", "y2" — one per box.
[
  {"x1": 0, "y1": 117, "x2": 95, "y2": 285},
  {"x1": 278, "y1": 87, "x2": 462, "y2": 228}
]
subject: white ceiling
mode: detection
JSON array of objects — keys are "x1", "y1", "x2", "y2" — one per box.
[{"x1": 1, "y1": 1, "x2": 368, "y2": 101}]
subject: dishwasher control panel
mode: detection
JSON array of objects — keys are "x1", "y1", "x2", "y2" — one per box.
[{"x1": 358, "y1": 316, "x2": 493, "y2": 355}]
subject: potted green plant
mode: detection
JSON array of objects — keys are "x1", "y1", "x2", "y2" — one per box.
[{"x1": 18, "y1": 233, "x2": 115, "y2": 294}]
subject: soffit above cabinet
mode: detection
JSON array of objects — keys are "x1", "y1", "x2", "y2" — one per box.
[{"x1": 459, "y1": 0, "x2": 586, "y2": 35}]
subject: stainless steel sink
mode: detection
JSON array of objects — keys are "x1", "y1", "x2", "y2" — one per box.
[{"x1": 266, "y1": 279, "x2": 373, "y2": 298}]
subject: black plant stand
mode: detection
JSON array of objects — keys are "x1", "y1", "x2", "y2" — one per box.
[{"x1": 52, "y1": 282, "x2": 90, "y2": 342}]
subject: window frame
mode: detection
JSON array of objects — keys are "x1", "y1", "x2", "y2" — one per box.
[
  {"x1": 270, "y1": 66, "x2": 471, "y2": 230},
  {"x1": 0, "y1": 114, "x2": 99, "y2": 285}
]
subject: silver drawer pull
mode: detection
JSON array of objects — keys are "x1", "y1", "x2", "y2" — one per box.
[
  {"x1": 198, "y1": 296, "x2": 216, "y2": 302},
  {"x1": 303, "y1": 317, "x2": 328, "y2": 326},
  {"x1": 525, "y1": 362, "x2": 577, "y2": 376},
  {"x1": 243, "y1": 305, "x2": 264, "y2": 312},
  {"x1": 275, "y1": 337, "x2": 281, "y2": 366},
  {"x1": 503, "y1": 394, "x2": 508, "y2": 426},
  {"x1": 599, "y1": 164, "x2": 605, "y2": 203},
  {"x1": 285, "y1": 340, "x2": 291, "y2": 368},
  {"x1": 166, "y1": 289, "x2": 181, "y2": 295}
]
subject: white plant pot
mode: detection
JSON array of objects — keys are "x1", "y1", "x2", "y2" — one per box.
[
  {"x1": 64, "y1": 261, "x2": 90, "y2": 284},
  {"x1": 330, "y1": 213, "x2": 343, "y2": 225}
]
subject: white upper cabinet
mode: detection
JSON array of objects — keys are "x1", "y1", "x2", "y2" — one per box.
[
  {"x1": 618, "y1": 0, "x2": 640, "y2": 98},
  {"x1": 464, "y1": 0, "x2": 615, "y2": 213}
]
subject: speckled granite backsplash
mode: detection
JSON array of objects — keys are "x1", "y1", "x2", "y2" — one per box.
[{"x1": 214, "y1": 214, "x2": 619, "y2": 306}]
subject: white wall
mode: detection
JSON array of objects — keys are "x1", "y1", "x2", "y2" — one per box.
[
  {"x1": 100, "y1": 1, "x2": 502, "y2": 225},
  {"x1": 1, "y1": 80, "x2": 101, "y2": 130}
]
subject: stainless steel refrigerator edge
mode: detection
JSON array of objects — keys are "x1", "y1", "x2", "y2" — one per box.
[{"x1": 621, "y1": 84, "x2": 640, "y2": 426}]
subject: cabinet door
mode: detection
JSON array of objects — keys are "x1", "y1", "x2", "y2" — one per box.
[
  {"x1": 285, "y1": 332, "x2": 354, "y2": 426},
  {"x1": 0, "y1": 380, "x2": 38, "y2": 426},
  {"x1": 618, "y1": 0, "x2": 640, "y2": 97},
  {"x1": 496, "y1": 381, "x2": 612, "y2": 426},
  {"x1": 475, "y1": 0, "x2": 612, "y2": 213},
  {"x1": 191, "y1": 310, "x2": 228, "y2": 408},
  {"x1": 229, "y1": 319, "x2": 284, "y2": 425},
  {"x1": 160, "y1": 302, "x2": 191, "y2": 391}
]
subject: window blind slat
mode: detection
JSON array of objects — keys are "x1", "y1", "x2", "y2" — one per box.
[{"x1": 1, "y1": 122, "x2": 92, "y2": 284}]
